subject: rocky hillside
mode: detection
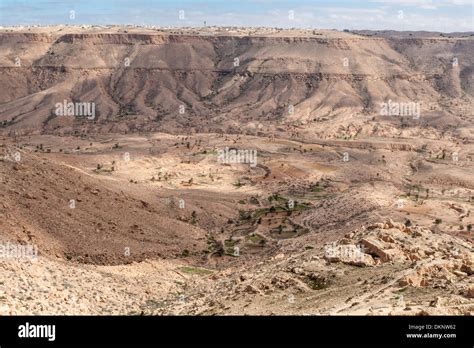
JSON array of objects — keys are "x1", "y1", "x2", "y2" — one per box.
[
  {"x1": 0, "y1": 145, "x2": 208, "y2": 265},
  {"x1": 1, "y1": 219, "x2": 472, "y2": 315},
  {"x1": 0, "y1": 27, "x2": 472, "y2": 136}
]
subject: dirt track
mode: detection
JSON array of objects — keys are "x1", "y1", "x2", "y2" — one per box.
[{"x1": 0, "y1": 27, "x2": 473, "y2": 315}]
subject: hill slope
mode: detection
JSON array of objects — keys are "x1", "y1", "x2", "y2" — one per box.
[{"x1": 0, "y1": 27, "x2": 472, "y2": 137}]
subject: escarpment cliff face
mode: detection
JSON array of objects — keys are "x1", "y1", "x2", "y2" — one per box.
[
  {"x1": 0, "y1": 27, "x2": 473, "y2": 317},
  {"x1": 0, "y1": 27, "x2": 472, "y2": 136}
]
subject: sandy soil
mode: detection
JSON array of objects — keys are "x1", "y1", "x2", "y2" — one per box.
[{"x1": 0, "y1": 27, "x2": 472, "y2": 315}]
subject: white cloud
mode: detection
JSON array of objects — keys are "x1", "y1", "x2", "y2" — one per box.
[
  {"x1": 446, "y1": 0, "x2": 473, "y2": 4},
  {"x1": 370, "y1": 0, "x2": 436, "y2": 5},
  {"x1": 370, "y1": 0, "x2": 472, "y2": 6}
]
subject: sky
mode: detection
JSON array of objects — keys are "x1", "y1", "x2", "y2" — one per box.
[{"x1": 0, "y1": 0, "x2": 473, "y2": 32}]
